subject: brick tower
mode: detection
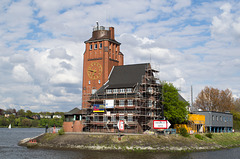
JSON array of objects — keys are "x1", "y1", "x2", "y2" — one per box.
[{"x1": 82, "y1": 23, "x2": 124, "y2": 109}]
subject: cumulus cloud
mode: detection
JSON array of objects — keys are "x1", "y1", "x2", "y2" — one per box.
[
  {"x1": 211, "y1": 3, "x2": 240, "y2": 42},
  {"x1": 48, "y1": 48, "x2": 73, "y2": 60},
  {"x1": 12, "y1": 64, "x2": 33, "y2": 82},
  {"x1": 1, "y1": 0, "x2": 240, "y2": 112}
]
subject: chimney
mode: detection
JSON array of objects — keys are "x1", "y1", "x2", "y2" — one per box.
[{"x1": 109, "y1": 27, "x2": 115, "y2": 40}]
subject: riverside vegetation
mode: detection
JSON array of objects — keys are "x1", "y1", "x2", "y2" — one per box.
[{"x1": 20, "y1": 132, "x2": 240, "y2": 152}]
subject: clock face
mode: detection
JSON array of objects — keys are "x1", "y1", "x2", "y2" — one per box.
[{"x1": 87, "y1": 62, "x2": 102, "y2": 80}]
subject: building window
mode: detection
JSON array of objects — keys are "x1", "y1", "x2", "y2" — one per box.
[
  {"x1": 226, "y1": 117, "x2": 228, "y2": 122},
  {"x1": 119, "y1": 100, "x2": 125, "y2": 107},
  {"x1": 99, "y1": 43, "x2": 102, "y2": 49},
  {"x1": 212, "y1": 115, "x2": 214, "y2": 121},
  {"x1": 220, "y1": 116, "x2": 222, "y2": 121},
  {"x1": 119, "y1": 115, "x2": 124, "y2": 120},
  {"x1": 113, "y1": 89, "x2": 118, "y2": 94},
  {"x1": 103, "y1": 116, "x2": 108, "y2": 122},
  {"x1": 111, "y1": 115, "x2": 116, "y2": 122},
  {"x1": 93, "y1": 115, "x2": 99, "y2": 121},
  {"x1": 119, "y1": 89, "x2": 125, "y2": 93},
  {"x1": 128, "y1": 114, "x2": 133, "y2": 122},
  {"x1": 98, "y1": 80, "x2": 101, "y2": 84},
  {"x1": 126, "y1": 88, "x2": 132, "y2": 93},
  {"x1": 216, "y1": 116, "x2": 218, "y2": 121},
  {"x1": 128, "y1": 100, "x2": 133, "y2": 106},
  {"x1": 94, "y1": 44, "x2": 97, "y2": 49},
  {"x1": 86, "y1": 116, "x2": 90, "y2": 121},
  {"x1": 88, "y1": 80, "x2": 91, "y2": 84},
  {"x1": 147, "y1": 100, "x2": 152, "y2": 107},
  {"x1": 90, "y1": 44, "x2": 92, "y2": 50},
  {"x1": 230, "y1": 117, "x2": 232, "y2": 122},
  {"x1": 106, "y1": 89, "x2": 112, "y2": 94}
]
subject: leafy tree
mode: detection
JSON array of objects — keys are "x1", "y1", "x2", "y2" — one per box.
[
  {"x1": 194, "y1": 86, "x2": 234, "y2": 112},
  {"x1": 0, "y1": 109, "x2": 4, "y2": 115},
  {"x1": 32, "y1": 120, "x2": 39, "y2": 127},
  {"x1": 22, "y1": 119, "x2": 32, "y2": 127},
  {"x1": 14, "y1": 118, "x2": 21, "y2": 127},
  {"x1": 25, "y1": 110, "x2": 33, "y2": 118},
  {"x1": 17, "y1": 109, "x2": 26, "y2": 117},
  {"x1": 8, "y1": 114, "x2": 16, "y2": 126},
  {"x1": 162, "y1": 82, "x2": 189, "y2": 125},
  {"x1": 0, "y1": 117, "x2": 9, "y2": 127}
]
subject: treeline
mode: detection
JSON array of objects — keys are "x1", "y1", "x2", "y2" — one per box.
[
  {"x1": 0, "y1": 108, "x2": 64, "y2": 128},
  {"x1": 194, "y1": 86, "x2": 240, "y2": 130}
]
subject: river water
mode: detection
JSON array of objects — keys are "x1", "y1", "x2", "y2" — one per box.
[{"x1": 0, "y1": 128, "x2": 239, "y2": 159}]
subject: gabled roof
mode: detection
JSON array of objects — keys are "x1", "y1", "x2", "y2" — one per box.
[
  {"x1": 64, "y1": 107, "x2": 86, "y2": 115},
  {"x1": 107, "y1": 63, "x2": 149, "y2": 89},
  {"x1": 92, "y1": 63, "x2": 149, "y2": 96}
]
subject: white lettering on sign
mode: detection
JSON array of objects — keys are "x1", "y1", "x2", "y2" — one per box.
[{"x1": 153, "y1": 120, "x2": 171, "y2": 129}]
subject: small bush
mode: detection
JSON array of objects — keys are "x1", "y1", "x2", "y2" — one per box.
[
  {"x1": 205, "y1": 133, "x2": 213, "y2": 139},
  {"x1": 58, "y1": 128, "x2": 65, "y2": 135},
  {"x1": 195, "y1": 134, "x2": 203, "y2": 140},
  {"x1": 179, "y1": 127, "x2": 189, "y2": 137}
]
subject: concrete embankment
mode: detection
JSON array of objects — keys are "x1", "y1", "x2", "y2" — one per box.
[{"x1": 19, "y1": 132, "x2": 240, "y2": 152}]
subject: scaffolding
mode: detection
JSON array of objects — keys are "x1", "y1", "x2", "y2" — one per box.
[{"x1": 81, "y1": 64, "x2": 163, "y2": 133}]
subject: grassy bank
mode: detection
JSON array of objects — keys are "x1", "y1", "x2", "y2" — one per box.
[{"x1": 20, "y1": 132, "x2": 240, "y2": 152}]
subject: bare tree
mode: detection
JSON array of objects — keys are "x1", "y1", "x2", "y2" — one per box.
[{"x1": 194, "y1": 86, "x2": 234, "y2": 112}]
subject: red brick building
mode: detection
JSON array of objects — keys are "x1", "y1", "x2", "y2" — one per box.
[
  {"x1": 82, "y1": 24, "x2": 124, "y2": 109},
  {"x1": 63, "y1": 25, "x2": 163, "y2": 133}
]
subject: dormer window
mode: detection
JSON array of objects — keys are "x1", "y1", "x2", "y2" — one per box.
[
  {"x1": 90, "y1": 44, "x2": 92, "y2": 50},
  {"x1": 99, "y1": 43, "x2": 102, "y2": 49},
  {"x1": 94, "y1": 44, "x2": 97, "y2": 50},
  {"x1": 106, "y1": 89, "x2": 112, "y2": 94},
  {"x1": 113, "y1": 89, "x2": 118, "y2": 93},
  {"x1": 126, "y1": 88, "x2": 132, "y2": 93},
  {"x1": 119, "y1": 89, "x2": 125, "y2": 93}
]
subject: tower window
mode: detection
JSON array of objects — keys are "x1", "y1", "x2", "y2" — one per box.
[
  {"x1": 99, "y1": 43, "x2": 102, "y2": 49},
  {"x1": 94, "y1": 44, "x2": 97, "y2": 50},
  {"x1": 90, "y1": 45, "x2": 92, "y2": 50}
]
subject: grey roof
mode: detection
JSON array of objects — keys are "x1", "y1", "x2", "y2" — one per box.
[
  {"x1": 107, "y1": 63, "x2": 149, "y2": 89},
  {"x1": 64, "y1": 107, "x2": 86, "y2": 115},
  {"x1": 92, "y1": 63, "x2": 149, "y2": 97}
]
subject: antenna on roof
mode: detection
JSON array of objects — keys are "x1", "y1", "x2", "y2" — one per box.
[{"x1": 96, "y1": 21, "x2": 99, "y2": 29}]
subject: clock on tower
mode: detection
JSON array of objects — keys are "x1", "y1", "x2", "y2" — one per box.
[{"x1": 82, "y1": 23, "x2": 124, "y2": 109}]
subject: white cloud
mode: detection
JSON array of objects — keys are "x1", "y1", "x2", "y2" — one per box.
[
  {"x1": 1, "y1": 0, "x2": 240, "y2": 112},
  {"x1": 173, "y1": 0, "x2": 191, "y2": 10},
  {"x1": 12, "y1": 64, "x2": 33, "y2": 82},
  {"x1": 211, "y1": 3, "x2": 240, "y2": 42}
]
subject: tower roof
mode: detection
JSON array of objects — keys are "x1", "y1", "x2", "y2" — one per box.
[{"x1": 84, "y1": 26, "x2": 120, "y2": 45}]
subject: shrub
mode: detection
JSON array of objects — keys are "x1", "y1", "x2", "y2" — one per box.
[
  {"x1": 205, "y1": 133, "x2": 213, "y2": 139},
  {"x1": 58, "y1": 128, "x2": 65, "y2": 135},
  {"x1": 179, "y1": 127, "x2": 189, "y2": 137},
  {"x1": 195, "y1": 134, "x2": 203, "y2": 140}
]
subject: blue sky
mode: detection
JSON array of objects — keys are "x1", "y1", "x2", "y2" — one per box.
[{"x1": 0, "y1": 0, "x2": 240, "y2": 112}]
